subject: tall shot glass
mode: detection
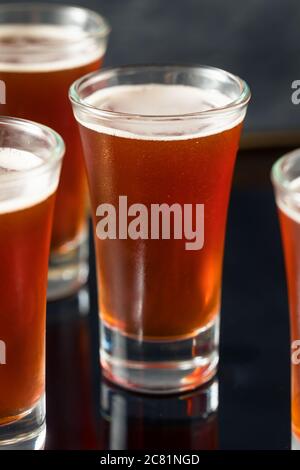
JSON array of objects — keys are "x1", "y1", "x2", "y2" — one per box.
[
  {"x1": 0, "y1": 116, "x2": 64, "y2": 449},
  {"x1": 70, "y1": 65, "x2": 250, "y2": 394}
]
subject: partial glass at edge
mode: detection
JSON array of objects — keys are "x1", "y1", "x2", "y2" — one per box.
[
  {"x1": 272, "y1": 149, "x2": 300, "y2": 450},
  {"x1": 0, "y1": 3, "x2": 110, "y2": 300},
  {"x1": 0, "y1": 116, "x2": 64, "y2": 449},
  {"x1": 70, "y1": 65, "x2": 250, "y2": 394}
]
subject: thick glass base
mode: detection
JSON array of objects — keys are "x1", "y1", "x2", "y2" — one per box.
[
  {"x1": 100, "y1": 317, "x2": 219, "y2": 394},
  {"x1": 47, "y1": 228, "x2": 89, "y2": 301},
  {"x1": 0, "y1": 395, "x2": 45, "y2": 450}
]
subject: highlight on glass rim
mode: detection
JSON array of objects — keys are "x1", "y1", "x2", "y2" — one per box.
[{"x1": 0, "y1": 0, "x2": 298, "y2": 454}]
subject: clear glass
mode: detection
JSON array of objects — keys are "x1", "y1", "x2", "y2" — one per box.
[
  {"x1": 0, "y1": 3, "x2": 110, "y2": 300},
  {"x1": 70, "y1": 65, "x2": 250, "y2": 394},
  {"x1": 0, "y1": 116, "x2": 64, "y2": 449},
  {"x1": 272, "y1": 149, "x2": 300, "y2": 450}
]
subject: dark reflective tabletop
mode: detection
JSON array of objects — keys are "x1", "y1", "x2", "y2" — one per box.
[
  {"x1": 0, "y1": 0, "x2": 294, "y2": 450},
  {"x1": 45, "y1": 152, "x2": 292, "y2": 450}
]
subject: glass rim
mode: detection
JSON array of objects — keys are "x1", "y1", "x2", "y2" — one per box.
[
  {"x1": 69, "y1": 64, "x2": 251, "y2": 122},
  {"x1": 0, "y1": 3, "x2": 111, "y2": 41},
  {"x1": 271, "y1": 148, "x2": 300, "y2": 193},
  {"x1": 0, "y1": 115, "x2": 65, "y2": 185}
]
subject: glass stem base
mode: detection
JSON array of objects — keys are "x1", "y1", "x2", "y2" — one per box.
[
  {"x1": 0, "y1": 395, "x2": 46, "y2": 450},
  {"x1": 47, "y1": 227, "x2": 89, "y2": 301},
  {"x1": 100, "y1": 317, "x2": 219, "y2": 394}
]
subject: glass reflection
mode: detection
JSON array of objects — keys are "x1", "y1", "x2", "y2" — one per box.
[{"x1": 99, "y1": 378, "x2": 218, "y2": 450}]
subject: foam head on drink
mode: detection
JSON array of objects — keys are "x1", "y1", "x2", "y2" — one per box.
[
  {"x1": 0, "y1": 25, "x2": 104, "y2": 70},
  {"x1": 0, "y1": 24, "x2": 105, "y2": 252},
  {"x1": 0, "y1": 147, "x2": 56, "y2": 423},
  {"x1": 76, "y1": 83, "x2": 245, "y2": 339}
]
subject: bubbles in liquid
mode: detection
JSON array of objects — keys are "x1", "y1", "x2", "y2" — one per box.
[{"x1": 80, "y1": 84, "x2": 244, "y2": 140}]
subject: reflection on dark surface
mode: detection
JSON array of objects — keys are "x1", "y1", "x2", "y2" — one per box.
[
  {"x1": 99, "y1": 378, "x2": 218, "y2": 450},
  {"x1": 45, "y1": 284, "x2": 218, "y2": 450}
]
